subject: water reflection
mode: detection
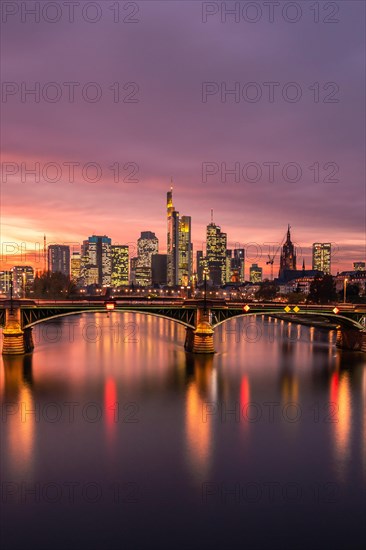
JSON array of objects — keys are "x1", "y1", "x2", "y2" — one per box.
[
  {"x1": 330, "y1": 370, "x2": 352, "y2": 482},
  {"x1": 184, "y1": 354, "x2": 215, "y2": 480},
  {"x1": 0, "y1": 315, "x2": 364, "y2": 546},
  {"x1": 2, "y1": 355, "x2": 35, "y2": 477}
]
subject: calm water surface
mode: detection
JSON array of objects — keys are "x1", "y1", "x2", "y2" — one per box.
[{"x1": 1, "y1": 314, "x2": 365, "y2": 550}]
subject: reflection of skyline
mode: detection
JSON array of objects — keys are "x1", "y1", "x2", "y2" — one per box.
[{"x1": 1, "y1": 318, "x2": 364, "y2": 487}]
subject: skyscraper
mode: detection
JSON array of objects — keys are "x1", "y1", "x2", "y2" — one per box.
[
  {"x1": 312, "y1": 243, "x2": 331, "y2": 274},
  {"x1": 232, "y1": 248, "x2": 245, "y2": 282},
  {"x1": 81, "y1": 236, "x2": 112, "y2": 286},
  {"x1": 178, "y1": 215, "x2": 192, "y2": 285},
  {"x1": 250, "y1": 263, "x2": 262, "y2": 283},
  {"x1": 12, "y1": 266, "x2": 34, "y2": 296},
  {"x1": 71, "y1": 252, "x2": 81, "y2": 283},
  {"x1": 206, "y1": 221, "x2": 227, "y2": 285},
  {"x1": 279, "y1": 225, "x2": 296, "y2": 278},
  {"x1": 135, "y1": 231, "x2": 158, "y2": 286},
  {"x1": 226, "y1": 250, "x2": 233, "y2": 283},
  {"x1": 152, "y1": 254, "x2": 168, "y2": 286},
  {"x1": 111, "y1": 245, "x2": 129, "y2": 287},
  {"x1": 354, "y1": 262, "x2": 366, "y2": 271},
  {"x1": 48, "y1": 245, "x2": 70, "y2": 277},
  {"x1": 167, "y1": 188, "x2": 192, "y2": 286}
]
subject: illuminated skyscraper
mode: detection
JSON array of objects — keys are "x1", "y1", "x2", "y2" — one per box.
[
  {"x1": 81, "y1": 235, "x2": 112, "y2": 286},
  {"x1": 48, "y1": 245, "x2": 70, "y2": 277},
  {"x1": 225, "y1": 249, "x2": 245, "y2": 283},
  {"x1": 0, "y1": 271, "x2": 11, "y2": 295},
  {"x1": 178, "y1": 215, "x2": 192, "y2": 285},
  {"x1": 354, "y1": 262, "x2": 366, "y2": 271},
  {"x1": 111, "y1": 245, "x2": 129, "y2": 287},
  {"x1": 250, "y1": 263, "x2": 262, "y2": 283},
  {"x1": 206, "y1": 221, "x2": 227, "y2": 285},
  {"x1": 136, "y1": 231, "x2": 158, "y2": 286},
  {"x1": 71, "y1": 252, "x2": 81, "y2": 283},
  {"x1": 312, "y1": 243, "x2": 331, "y2": 274},
  {"x1": 12, "y1": 266, "x2": 34, "y2": 296},
  {"x1": 232, "y1": 248, "x2": 245, "y2": 282},
  {"x1": 167, "y1": 188, "x2": 192, "y2": 286},
  {"x1": 226, "y1": 250, "x2": 233, "y2": 283},
  {"x1": 279, "y1": 225, "x2": 296, "y2": 278}
]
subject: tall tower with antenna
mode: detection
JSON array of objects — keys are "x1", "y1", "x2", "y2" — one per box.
[
  {"x1": 43, "y1": 234, "x2": 47, "y2": 273},
  {"x1": 166, "y1": 184, "x2": 192, "y2": 286}
]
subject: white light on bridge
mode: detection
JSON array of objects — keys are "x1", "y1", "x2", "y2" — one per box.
[{"x1": 333, "y1": 307, "x2": 340, "y2": 314}]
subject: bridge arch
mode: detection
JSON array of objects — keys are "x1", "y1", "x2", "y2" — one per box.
[
  {"x1": 22, "y1": 308, "x2": 196, "y2": 330},
  {"x1": 212, "y1": 310, "x2": 365, "y2": 331}
]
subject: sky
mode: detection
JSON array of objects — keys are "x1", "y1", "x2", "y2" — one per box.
[{"x1": 1, "y1": 0, "x2": 365, "y2": 276}]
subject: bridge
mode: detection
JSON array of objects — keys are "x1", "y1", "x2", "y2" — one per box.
[{"x1": 0, "y1": 299, "x2": 365, "y2": 355}]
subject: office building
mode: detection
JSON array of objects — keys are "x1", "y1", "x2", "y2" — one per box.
[
  {"x1": 206, "y1": 221, "x2": 227, "y2": 285},
  {"x1": 111, "y1": 245, "x2": 129, "y2": 287},
  {"x1": 135, "y1": 231, "x2": 158, "y2": 286},
  {"x1": 312, "y1": 243, "x2": 331, "y2": 275},
  {"x1": 70, "y1": 252, "x2": 81, "y2": 283},
  {"x1": 152, "y1": 254, "x2": 168, "y2": 286},
  {"x1": 167, "y1": 188, "x2": 192, "y2": 286},
  {"x1": 12, "y1": 266, "x2": 35, "y2": 296},
  {"x1": 81, "y1": 235, "x2": 112, "y2": 286},
  {"x1": 48, "y1": 245, "x2": 70, "y2": 277},
  {"x1": 250, "y1": 263, "x2": 262, "y2": 283}
]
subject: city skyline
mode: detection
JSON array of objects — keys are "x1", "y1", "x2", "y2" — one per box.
[{"x1": 0, "y1": 188, "x2": 362, "y2": 276}]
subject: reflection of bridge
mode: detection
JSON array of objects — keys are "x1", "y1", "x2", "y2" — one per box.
[{"x1": 0, "y1": 299, "x2": 365, "y2": 355}]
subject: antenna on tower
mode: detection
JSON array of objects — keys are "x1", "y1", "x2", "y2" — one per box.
[
  {"x1": 211, "y1": 209, "x2": 214, "y2": 223},
  {"x1": 170, "y1": 176, "x2": 173, "y2": 191},
  {"x1": 43, "y1": 234, "x2": 47, "y2": 273}
]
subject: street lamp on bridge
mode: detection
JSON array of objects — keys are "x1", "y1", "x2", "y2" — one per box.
[{"x1": 343, "y1": 278, "x2": 348, "y2": 304}]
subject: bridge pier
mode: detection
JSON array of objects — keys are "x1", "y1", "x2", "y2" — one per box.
[
  {"x1": 336, "y1": 329, "x2": 366, "y2": 353},
  {"x1": 185, "y1": 308, "x2": 215, "y2": 354},
  {"x1": 2, "y1": 307, "x2": 26, "y2": 355}
]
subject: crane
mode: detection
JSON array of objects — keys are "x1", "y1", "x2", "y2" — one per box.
[{"x1": 266, "y1": 228, "x2": 289, "y2": 281}]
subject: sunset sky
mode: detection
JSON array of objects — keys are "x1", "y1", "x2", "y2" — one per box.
[{"x1": 1, "y1": 1, "x2": 365, "y2": 275}]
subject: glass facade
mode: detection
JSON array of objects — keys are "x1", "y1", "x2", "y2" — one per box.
[
  {"x1": 312, "y1": 243, "x2": 331, "y2": 274},
  {"x1": 48, "y1": 245, "x2": 70, "y2": 277},
  {"x1": 111, "y1": 245, "x2": 129, "y2": 287},
  {"x1": 206, "y1": 222, "x2": 227, "y2": 285}
]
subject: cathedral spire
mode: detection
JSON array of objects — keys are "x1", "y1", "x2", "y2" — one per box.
[{"x1": 287, "y1": 224, "x2": 291, "y2": 242}]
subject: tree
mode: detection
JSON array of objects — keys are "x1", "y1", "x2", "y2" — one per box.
[
  {"x1": 255, "y1": 282, "x2": 279, "y2": 301},
  {"x1": 32, "y1": 272, "x2": 76, "y2": 299},
  {"x1": 307, "y1": 275, "x2": 337, "y2": 304}
]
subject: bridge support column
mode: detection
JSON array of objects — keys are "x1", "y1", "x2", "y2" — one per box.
[
  {"x1": 2, "y1": 308, "x2": 25, "y2": 355},
  {"x1": 336, "y1": 329, "x2": 366, "y2": 353},
  {"x1": 23, "y1": 328, "x2": 34, "y2": 353},
  {"x1": 185, "y1": 309, "x2": 215, "y2": 354}
]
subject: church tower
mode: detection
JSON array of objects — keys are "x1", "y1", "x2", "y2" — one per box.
[{"x1": 279, "y1": 225, "x2": 297, "y2": 278}]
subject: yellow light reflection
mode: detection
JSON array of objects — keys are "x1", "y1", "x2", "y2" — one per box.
[
  {"x1": 7, "y1": 385, "x2": 35, "y2": 476},
  {"x1": 330, "y1": 371, "x2": 351, "y2": 482},
  {"x1": 185, "y1": 381, "x2": 211, "y2": 480}
]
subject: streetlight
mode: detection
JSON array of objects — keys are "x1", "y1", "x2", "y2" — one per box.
[
  {"x1": 203, "y1": 267, "x2": 209, "y2": 313},
  {"x1": 343, "y1": 278, "x2": 348, "y2": 304},
  {"x1": 22, "y1": 271, "x2": 26, "y2": 298},
  {"x1": 9, "y1": 271, "x2": 14, "y2": 313}
]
